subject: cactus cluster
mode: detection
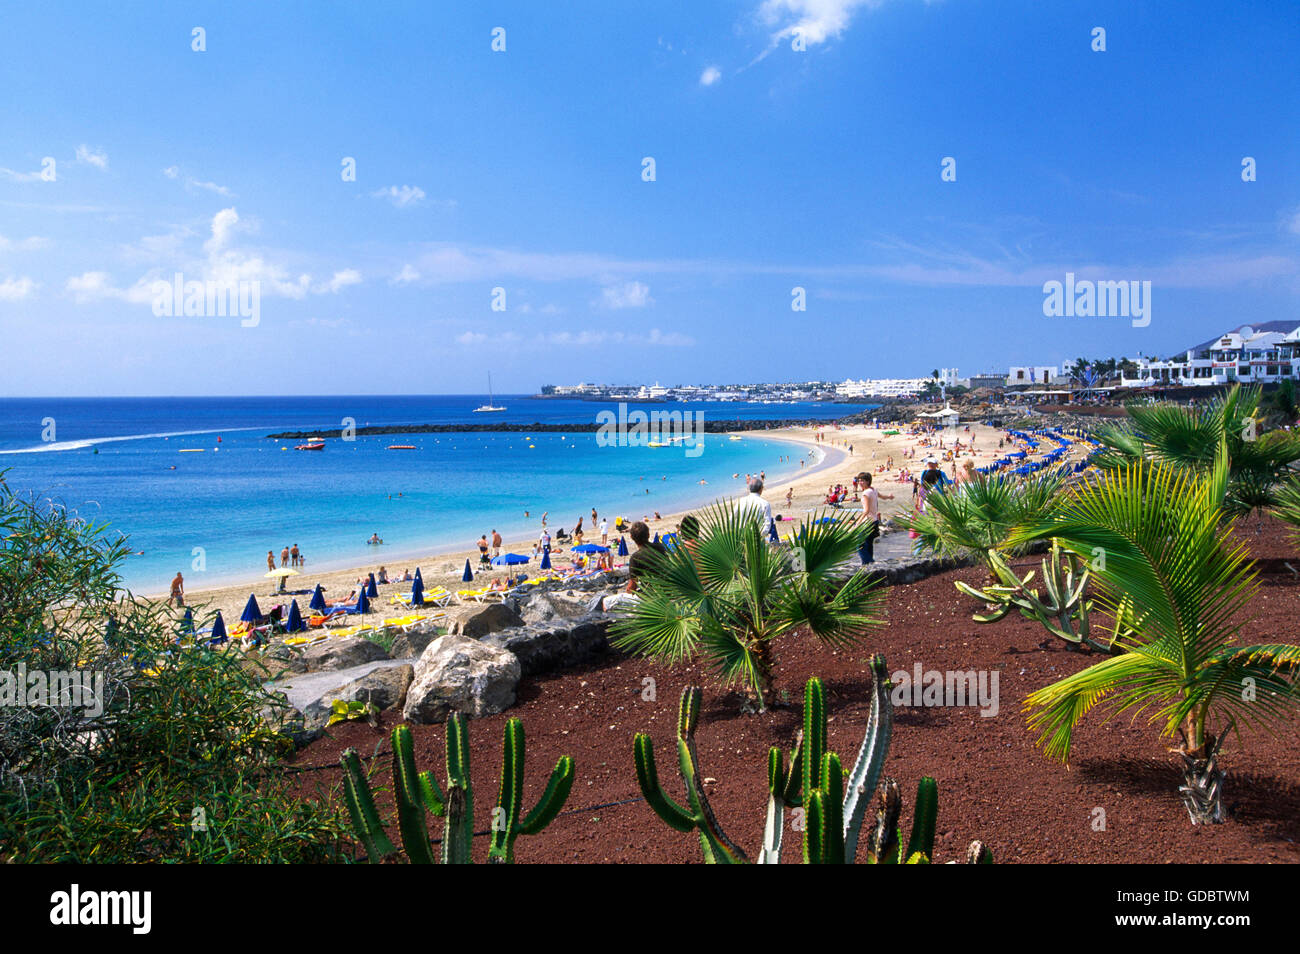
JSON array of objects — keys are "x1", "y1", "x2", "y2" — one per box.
[
  {"x1": 955, "y1": 541, "x2": 1113, "y2": 653},
  {"x1": 340, "y1": 716, "x2": 574, "y2": 864},
  {"x1": 633, "y1": 655, "x2": 991, "y2": 864}
]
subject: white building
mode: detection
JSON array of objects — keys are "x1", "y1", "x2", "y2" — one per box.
[
  {"x1": 836, "y1": 377, "x2": 936, "y2": 399},
  {"x1": 1007, "y1": 366, "x2": 1063, "y2": 387},
  {"x1": 1121, "y1": 325, "x2": 1300, "y2": 388}
]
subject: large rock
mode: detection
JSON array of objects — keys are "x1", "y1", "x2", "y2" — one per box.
[
  {"x1": 389, "y1": 623, "x2": 441, "y2": 659},
  {"x1": 301, "y1": 663, "x2": 414, "y2": 735},
  {"x1": 521, "y1": 591, "x2": 584, "y2": 625},
  {"x1": 403, "y1": 634, "x2": 521, "y2": 723},
  {"x1": 479, "y1": 614, "x2": 613, "y2": 678},
  {"x1": 269, "y1": 659, "x2": 415, "y2": 743},
  {"x1": 296, "y1": 636, "x2": 390, "y2": 673},
  {"x1": 453, "y1": 601, "x2": 523, "y2": 638}
]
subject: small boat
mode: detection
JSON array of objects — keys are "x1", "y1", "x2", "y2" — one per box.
[
  {"x1": 179, "y1": 448, "x2": 205, "y2": 453},
  {"x1": 473, "y1": 373, "x2": 507, "y2": 413},
  {"x1": 728, "y1": 435, "x2": 742, "y2": 441},
  {"x1": 294, "y1": 441, "x2": 326, "y2": 451},
  {"x1": 387, "y1": 444, "x2": 416, "y2": 450}
]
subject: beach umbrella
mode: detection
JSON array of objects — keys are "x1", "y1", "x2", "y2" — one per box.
[
  {"x1": 540, "y1": 549, "x2": 552, "y2": 570},
  {"x1": 353, "y1": 588, "x2": 370, "y2": 614},
  {"x1": 366, "y1": 573, "x2": 379, "y2": 598},
  {"x1": 286, "y1": 599, "x2": 305, "y2": 633},
  {"x1": 210, "y1": 611, "x2": 227, "y2": 646},
  {"x1": 414, "y1": 567, "x2": 424, "y2": 585},
  {"x1": 491, "y1": 553, "x2": 530, "y2": 566},
  {"x1": 309, "y1": 584, "x2": 327, "y2": 613},
  {"x1": 652, "y1": 532, "x2": 660, "y2": 545},
  {"x1": 571, "y1": 544, "x2": 608, "y2": 554},
  {"x1": 768, "y1": 520, "x2": 780, "y2": 543},
  {"x1": 410, "y1": 575, "x2": 425, "y2": 607},
  {"x1": 241, "y1": 593, "x2": 262, "y2": 623},
  {"x1": 180, "y1": 607, "x2": 194, "y2": 634},
  {"x1": 462, "y1": 559, "x2": 473, "y2": 582},
  {"x1": 617, "y1": 537, "x2": 628, "y2": 557}
]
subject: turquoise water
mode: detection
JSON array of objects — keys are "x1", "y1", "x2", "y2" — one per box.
[{"x1": 0, "y1": 396, "x2": 868, "y2": 593}]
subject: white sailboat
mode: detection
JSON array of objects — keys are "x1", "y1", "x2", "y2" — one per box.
[{"x1": 473, "y1": 374, "x2": 506, "y2": 412}]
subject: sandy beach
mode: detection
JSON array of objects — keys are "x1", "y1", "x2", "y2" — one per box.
[{"x1": 166, "y1": 418, "x2": 1077, "y2": 629}]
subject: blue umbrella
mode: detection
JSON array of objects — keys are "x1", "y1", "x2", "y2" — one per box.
[
  {"x1": 571, "y1": 544, "x2": 608, "y2": 554},
  {"x1": 410, "y1": 575, "x2": 425, "y2": 607},
  {"x1": 180, "y1": 607, "x2": 194, "y2": 633},
  {"x1": 617, "y1": 537, "x2": 628, "y2": 557},
  {"x1": 540, "y1": 549, "x2": 552, "y2": 570},
  {"x1": 286, "y1": 599, "x2": 305, "y2": 633},
  {"x1": 366, "y1": 573, "x2": 379, "y2": 598},
  {"x1": 353, "y1": 588, "x2": 370, "y2": 614},
  {"x1": 769, "y1": 521, "x2": 779, "y2": 543},
  {"x1": 209, "y1": 611, "x2": 227, "y2": 646},
  {"x1": 462, "y1": 559, "x2": 474, "y2": 582},
  {"x1": 814, "y1": 517, "x2": 838, "y2": 525},
  {"x1": 491, "y1": 553, "x2": 531, "y2": 566},
  {"x1": 241, "y1": 593, "x2": 262, "y2": 623},
  {"x1": 309, "y1": 583, "x2": 327, "y2": 613},
  {"x1": 652, "y1": 532, "x2": 660, "y2": 545},
  {"x1": 414, "y1": 567, "x2": 424, "y2": 585}
]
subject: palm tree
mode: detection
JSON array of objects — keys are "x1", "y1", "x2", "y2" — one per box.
[
  {"x1": 896, "y1": 470, "x2": 1068, "y2": 580},
  {"x1": 1093, "y1": 384, "x2": 1300, "y2": 516},
  {"x1": 1013, "y1": 451, "x2": 1300, "y2": 824},
  {"x1": 610, "y1": 503, "x2": 886, "y2": 712}
]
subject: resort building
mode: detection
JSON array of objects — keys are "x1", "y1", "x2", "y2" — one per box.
[
  {"x1": 1120, "y1": 324, "x2": 1300, "y2": 388},
  {"x1": 1007, "y1": 366, "x2": 1065, "y2": 387}
]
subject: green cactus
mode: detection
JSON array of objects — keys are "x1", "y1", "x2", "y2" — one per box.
[
  {"x1": 632, "y1": 655, "x2": 990, "y2": 864},
  {"x1": 954, "y1": 541, "x2": 1113, "y2": 653},
  {"x1": 339, "y1": 716, "x2": 574, "y2": 864}
]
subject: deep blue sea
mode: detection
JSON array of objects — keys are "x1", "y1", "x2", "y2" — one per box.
[{"x1": 0, "y1": 396, "x2": 871, "y2": 593}]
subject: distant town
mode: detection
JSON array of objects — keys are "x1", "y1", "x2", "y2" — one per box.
[{"x1": 539, "y1": 322, "x2": 1300, "y2": 403}]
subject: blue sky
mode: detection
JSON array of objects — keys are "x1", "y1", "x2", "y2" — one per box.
[{"x1": 1, "y1": 0, "x2": 1297, "y2": 396}]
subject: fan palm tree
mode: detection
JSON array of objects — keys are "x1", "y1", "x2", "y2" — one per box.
[
  {"x1": 896, "y1": 470, "x2": 1068, "y2": 580},
  {"x1": 1093, "y1": 384, "x2": 1300, "y2": 516},
  {"x1": 1012, "y1": 450, "x2": 1300, "y2": 824},
  {"x1": 610, "y1": 503, "x2": 886, "y2": 713}
]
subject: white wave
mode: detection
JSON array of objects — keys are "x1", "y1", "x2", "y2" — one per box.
[{"x1": 0, "y1": 426, "x2": 261, "y2": 455}]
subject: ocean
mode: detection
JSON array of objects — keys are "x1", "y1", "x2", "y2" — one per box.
[{"x1": 0, "y1": 396, "x2": 872, "y2": 593}]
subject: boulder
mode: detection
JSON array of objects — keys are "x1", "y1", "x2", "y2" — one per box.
[
  {"x1": 389, "y1": 624, "x2": 440, "y2": 659},
  {"x1": 453, "y1": 601, "x2": 523, "y2": 638},
  {"x1": 298, "y1": 635, "x2": 390, "y2": 673},
  {"x1": 479, "y1": 614, "x2": 613, "y2": 678},
  {"x1": 269, "y1": 659, "x2": 415, "y2": 743},
  {"x1": 403, "y1": 634, "x2": 521, "y2": 723},
  {"x1": 300, "y1": 663, "x2": 414, "y2": 735},
  {"x1": 522, "y1": 591, "x2": 584, "y2": 625}
]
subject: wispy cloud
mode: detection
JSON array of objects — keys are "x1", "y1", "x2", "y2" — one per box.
[
  {"x1": 372, "y1": 185, "x2": 427, "y2": 208},
  {"x1": 164, "y1": 165, "x2": 235, "y2": 197},
  {"x1": 700, "y1": 65, "x2": 722, "y2": 86},
  {"x1": 599, "y1": 280, "x2": 653, "y2": 309},
  {"x1": 75, "y1": 144, "x2": 108, "y2": 168},
  {"x1": 456, "y1": 327, "x2": 693, "y2": 348},
  {"x1": 0, "y1": 276, "x2": 38, "y2": 301},
  {"x1": 0, "y1": 234, "x2": 50, "y2": 252},
  {"x1": 391, "y1": 263, "x2": 420, "y2": 285},
  {"x1": 315, "y1": 269, "x2": 362, "y2": 293}
]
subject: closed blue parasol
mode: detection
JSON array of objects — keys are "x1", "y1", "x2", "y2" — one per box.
[
  {"x1": 414, "y1": 567, "x2": 424, "y2": 585},
  {"x1": 353, "y1": 588, "x2": 370, "y2": 614},
  {"x1": 366, "y1": 573, "x2": 379, "y2": 598},
  {"x1": 210, "y1": 611, "x2": 227, "y2": 646},
  {"x1": 769, "y1": 520, "x2": 779, "y2": 543},
  {"x1": 617, "y1": 536, "x2": 629, "y2": 557},
  {"x1": 286, "y1": 599, "x2": 305, "y2": 633},
  {"x1": 540, "y1": 549, "x2": 552, "y2": 570},
  {"x1": 180, "y1": 607, "x2": 194, "y2": 634},
  {"x1": 241, "y1": 593, "x2": 262, "y2": 623},
  {"x1": 491, "y1": 553, "x2": 531, "y2": 566},
  {"x1": 462, "y1": 559, "x2": 474, "y2": 582},
  {"x1": 652, "y1": 532, "x2": 660, "y2": 545},
  {"x1": 410, "y1": 575, "x2": 425, "y2": 607},
  {"x1": 309, "y1": 583, "x2": 327, "y2": 613}
]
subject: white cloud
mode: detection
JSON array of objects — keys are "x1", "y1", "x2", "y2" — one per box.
[
  {"x1": 456, "y1": 327, "x2": 692, "y2": 349},
  {"x1": 0, "y1": 166, "x2": 43, "y2": 182},
  {"x1": 373, "y1": 185, "x2": 426, "y2": 208},
  {"x1": 163, "y1": 166, "x2": 180, "y2": 179},
  {"x1": 600, "y1": 280, "x2": 653, "y2": 309},
  {"x1": 190, "y1": 178, "x2": 234, "y2": 197},
  {"x1": 0, "y1": 234, "x2": 50, "y2": 251},
  {"x1": 700, "y1": 65, "x2": 722, "y2": 86},
  {"x1": 1286, "y1": 206, "x2": 1300, "y2": 236},
  {"x1": 315, "y1": 269, "x2": 362, "y2": 293},
  {"x1": 392, "y1": 263, "x2": 421, "y2": 284},
  {"x1": 750, "y1": 0, "x2": 885, "y2": 61},
  {"x1": 0, "y1": 276, "x2": 37, "y2": 301},
  {"x1": 75, "y1": 144, "x2": 108, "y2": 168}
]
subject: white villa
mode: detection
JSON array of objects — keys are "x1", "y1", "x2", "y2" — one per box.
[{"x1": 1120, "y1": 325, "x2": 1300, "y2": 388}]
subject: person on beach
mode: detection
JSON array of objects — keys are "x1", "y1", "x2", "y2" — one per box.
[
  {"x1": 734, "y1": 477, "x2": 775, "y2": 539},
  {"x1": 267, "y1": 550, "x2": 275, "y2": 572},
  {"x1": 856, "y1": 472, "x2": 893, "y2": 564},
  {"x1": 491, "y1": 529, "x2": 502, "y2": 557},
  {"x1": 573, "y1": 517, "x2": 584, "y2": 546},
  {"x1": 786, "y1": 487, "x2": 794, "y2": 508},
  {"x1": 281, "y1": 546, "x2": 290, "y2": 567},
  {"x1": 625, "y1": 520, "x2": 667, "y2": 593},
  {"x1": 478, "y1": 535, "x2": 490, "y2": 565},
  {"x1": 600, "y1": 518, "x2": 609, "y2": 545},
  {"x1": 591, "y1": 507, "x2": 598, "y2": 524},
  {"x1": 290, "y1": 543, "x2": 300, "y2": 567},
  {"x1": 377, "y1": 566, "x2": 388, "y2": 584},
  {"x1": 170, "y1": 571, "x2": 184, "y2": 607}
]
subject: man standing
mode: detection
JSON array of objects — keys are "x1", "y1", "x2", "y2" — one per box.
[
  {"x1": 491, "y1": 529, "x2": 502, "y2": 557},
  {"x1": 280, "y1": 545, "x2": 290, "y2": 568},
  {"x1": 599, "y1": 517, "x2": 609, "y2": 545},
  {"x1": 734, "y1": 476, "x2": 774, "y2": 539},
  {"x1": 290, "y1": 543, "x2": 300, "y2": 567},
  {"x1": 267, "y1": 550, "x2": 276, "y2": 572},
  {"x1": 856, "y1": 472, "x2": 893, "y2": 564},
  {"x1": 170, "y1": 571, "x2": 185, "y2": 607}
]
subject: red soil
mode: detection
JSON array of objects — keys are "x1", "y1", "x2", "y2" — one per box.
[{"x1": 290, "y1": 516, "x2": 1300, "y2": 863}]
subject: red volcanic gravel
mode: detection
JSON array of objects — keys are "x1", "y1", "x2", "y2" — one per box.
[{"x1": 289, "y1": 516, "x2": 1300, "y2": 863}]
